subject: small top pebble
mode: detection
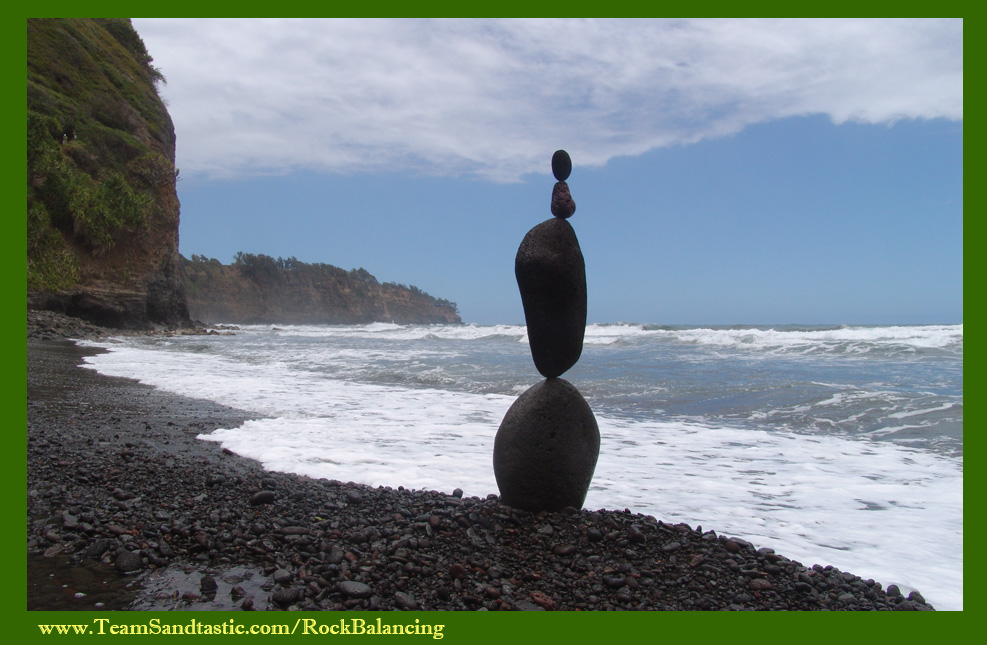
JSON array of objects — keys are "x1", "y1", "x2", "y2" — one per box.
[{"x1": 552, "y1": 150, "x2": 572, "y2": 181}]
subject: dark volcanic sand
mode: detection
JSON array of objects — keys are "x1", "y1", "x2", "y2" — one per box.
[{"x1": 26, "y1": 315, "x2": 934, "y2": 611}]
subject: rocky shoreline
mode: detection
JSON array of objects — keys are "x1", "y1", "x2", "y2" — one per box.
[
  {"x1": 27, "y1": 309, "x2": 236, "y2": 343},
  {"x1": 26, "y1": 314, "x2": 935, "y2": 611}
]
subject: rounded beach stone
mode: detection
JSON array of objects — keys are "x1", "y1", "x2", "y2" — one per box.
[
  {"x1": 250, "y1": 490, "x2": 276, "y2": 506},
  {"x1": 114, "y1": 550, "x2": 142, "y2": 573},
  {"x1": 200, "y1": 575, "x2": 218, "y2": 594},
  {"x1": 338, "y1": 580, "x2": 373, "y2": 598},
  {"x1": 552, "y1": 150, "x2": 572, "y2": 181},
  {"x1": 515, "y1": 219, "x2": 587, "y2": 378},
  {"x1": 493, "y1": 378, "x2": 600, "y2": 512},
  {"x1": 550, "y1": 181, "x2": 576, "y2": 219}
]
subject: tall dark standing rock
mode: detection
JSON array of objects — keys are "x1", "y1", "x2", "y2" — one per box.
[
  {"x1": 494, "y1": 150, "x2": 600, "y2": 512},
  {"x1": 515, "y1": 219, "x2": 586, "y2": 379}
]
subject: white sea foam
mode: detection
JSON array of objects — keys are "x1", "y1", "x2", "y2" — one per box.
[
  {"x1": 650, "y1": 324, "x2": 964, "y2": 354},
  {"x1": 76, "y1": 324, "x2": 963, "y2": 610},
  {"x1": 247, "y1": 322, "x2": 529, "y2": 343}
]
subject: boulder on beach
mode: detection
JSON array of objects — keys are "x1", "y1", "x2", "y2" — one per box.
[{"x1": 493, "y1": 378, "x2": 600, "y2": 512}]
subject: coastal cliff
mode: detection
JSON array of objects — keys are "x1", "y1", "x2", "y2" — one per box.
[
  {"x1": 181, "y1": 254, "x2": 461, "y2": 325},
  {"x1": 26, "y1": 19, "x2": 461, "y2": 330},
  {"x1": 27, "y1": 18, "x2": 190, "y2": 329}
]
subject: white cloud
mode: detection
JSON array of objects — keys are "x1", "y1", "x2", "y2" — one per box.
[{"x1": 132, "y1": 18, "x2": 963, "y2": 182}]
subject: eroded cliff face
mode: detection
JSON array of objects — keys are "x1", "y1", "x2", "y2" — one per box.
[
  {"x1": 181, "y1": 255, "x2": 461, "y2": 325},
  {"x1": 27, "y1": 18, "x2": 190, "y2": 329},
  {"x1": 27, "y1": 20, "x2": 461, "y2": 330}
]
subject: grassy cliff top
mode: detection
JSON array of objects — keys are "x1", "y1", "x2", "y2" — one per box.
[{"x1": 27, "y1": 19, "x2": 179, "y2": 293}]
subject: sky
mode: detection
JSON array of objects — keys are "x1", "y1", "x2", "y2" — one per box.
[{"x1": 130, "y1": 18, "x2": 963, "y2": 325}]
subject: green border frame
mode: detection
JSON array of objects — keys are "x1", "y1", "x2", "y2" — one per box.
[{"x1": 12, "y1": 7, "x2": 968, "y2": 643}]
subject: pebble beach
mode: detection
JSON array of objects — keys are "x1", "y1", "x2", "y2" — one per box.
[{"x1": 26, "y1": 312, "x2": 936, "y2": 611}]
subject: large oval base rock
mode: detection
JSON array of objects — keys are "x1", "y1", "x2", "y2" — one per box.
[
  {"x1": 515, "y1": 218, "x2": 587, "y2": 378},
  {"x1": 493, "y1": 378, "x2": 600, "y2": 512}
]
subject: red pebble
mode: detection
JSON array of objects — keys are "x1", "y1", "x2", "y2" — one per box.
[{"x1": 551, "y1": 181, "x2": 576, "y2": 218}]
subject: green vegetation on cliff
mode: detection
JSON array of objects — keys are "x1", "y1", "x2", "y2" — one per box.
[
  {"x1": 181, "y1": 254, "x2": 461, "y2": 325},
  {"x1": 27, "y1": 19, "x2": 174, "y2": 287},
  {"x1": 27, "y1": 19, "x2": 188, "y2": 328},
  {"x1": 26, "y1": 19, "x2": 459, "y2": 329}
]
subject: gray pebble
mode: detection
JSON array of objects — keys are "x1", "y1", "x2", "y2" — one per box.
[
  {"x1": 273, "y1": 569, "x2": 293, "y2": 585},
  {"x1": 249, "y1": 490, "x2": 276, "y2": 506},
  {"x1": 338, "y1": 581, "x2": 373, "y2": 598},
  {"x1": 114, "y1": 550, "x2": 142, "y2": 573},
  {"x1": 394, "y1": 591, "x2": 418, "y2": 610},
  {"x1": 200, "y1": 575, "x2": 218, "y2": 594}
]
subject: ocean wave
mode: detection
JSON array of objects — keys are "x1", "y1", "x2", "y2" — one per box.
[
  {"x1": 237, "y1": 322, "x2": 528, "y2": 344},
  {"x1": 217, "y1": 322, "x2": 963, "y2": 357},
  {"x1": 643, "y1": 324, "x2": 962, "y2": 357}
]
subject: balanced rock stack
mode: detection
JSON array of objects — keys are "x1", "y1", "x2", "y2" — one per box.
[{"x1": 493, "y1": 150, "x2": 601, "y2": 512}]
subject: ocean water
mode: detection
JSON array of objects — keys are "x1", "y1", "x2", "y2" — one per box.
[{"x1": 78, "y1": 323, "x2": 963, "y2": 610}]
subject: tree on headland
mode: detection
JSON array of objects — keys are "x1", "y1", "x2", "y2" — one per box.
[{"x1": 184, "y1": 253, "x2": 459, "y2": 318}]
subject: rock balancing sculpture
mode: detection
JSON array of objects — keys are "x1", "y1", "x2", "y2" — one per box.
[{"x1": 493, "y1": 150, "x2": 600, "y2": 512}]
